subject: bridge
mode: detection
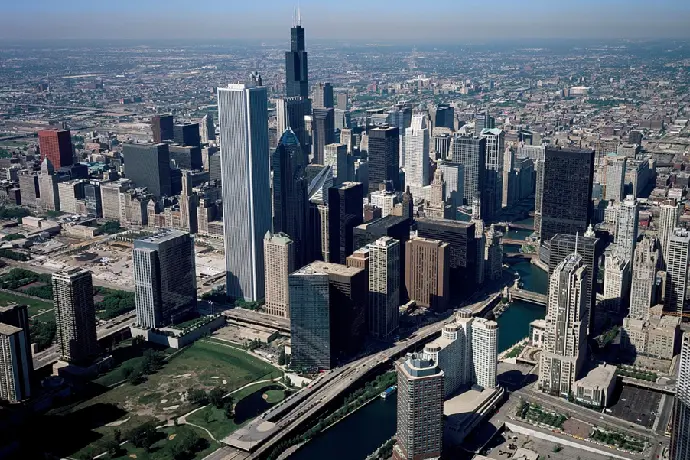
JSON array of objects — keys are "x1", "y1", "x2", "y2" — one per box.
[
  {"x1": 501, "y1": 238, "x2": 527, "y2": 245},
  {"x1": 495, "y1": 221, "x2": 535, "y2": 232},
  {"x1": 508, "y1": 287, "x2": 547, "y2": 306}
]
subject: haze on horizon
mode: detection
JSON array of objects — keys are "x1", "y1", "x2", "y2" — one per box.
[{"x1": 1, "y1": 0, "x2": 690, "y2": 41}]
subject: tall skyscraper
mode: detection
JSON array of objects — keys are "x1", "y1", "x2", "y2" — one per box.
[
  {"x1": 535, "y1": 147, "x2": 594, "y2": 243},
  {"x1": 122, "y1": 143, "x2": 172, "y2": 198},
  {"x1": 433, "y1": 103, "x2": 455, "y2": 130},
  {"x1": 368, "y1": 237, "x2": 400, "y2": 339},
  {"x1": 324, "y1": 143, "x2": 348, "y2": 184},
  {"x1": 312, "y1": 82, "x2": 334, "y2": 108},
  {"x1": 666, "y1": 228, "x2": 690, "y2": 315},
  {"x1": 484, "y1": 224, "x2": 503, "y2": 281},
  {"x1": 540, "y1": 252, "x2": 588, "y2": 398},
  {"x1": 272, "y1": 129, "x2": 308, "y2": 267},
  {"x1": 614, "y1": 195, "x2": 639, "y2": 262},
  {"x1": 151, "y1": 115, "x2": 174, "y2": 143},
  {"x1": 312, "y1": 108, "x2": 335, "y2": 165},
  {"x1": 472, "y1": 317, "x2": 499, "y2": 390},
  {"x1": 52, "y1": 268, "x2": 98, "y2": 364},
  {"x1": 200, "y1": 113, "x2": 216, "y2": 144},
  {"x1": 671, "y1": 333, "x2": 690, "y2": 460},
  {"x1": 438, "y1": 161, "x2": 464, "y2": 216},
  {"x1": 218, "y1": 83, "x2": 272, "y2": 301},
  {"x1": 404, "y1": 114, "x2": 430, "y2": 194},
  {"x1": 405, "y1": 237, "x2": 449, "y2": 311},
  {"x1": 605, "y1": 155, "x2": 626, "y2": 202},
  {"x1": 285, "y1": 14, "x2": 309, "y2": 98},
  {"x1": 0, "y1": 323, "x2": 31, "y2": 402},
  {"x1": 38, "y1": 129, "x2": 73, "y2": 169},
  {"x1": 328, "y1": 182, "x2": 364, "y2": 264},
  {"x1": 368, "y1": 126, "x2": 400, "y2": 193},
  {"x1": 451, "y1": 134, "x2": 486, "y2": 209},
  {"x1": 603, "y1": 255, "x2": 631, "y2": 314},
  {"x1": 629, "y1": 237, "x2": 660, "y2": 321},
  {"x1": 133, "y1": 230, "x2": 197, "y2": 329},
  {"x1": 174, "y1": 123, "x2": 201, "y2": 148},
  {"x1": 264, "y1": 232, "x2": 295, "y2": 318},
  {"x1": 480, "y1": 128, "x2": 505, "y2": 216},
  {"x1": 475, "y1": 111, "x2": 495, "y2": 136},
  {"x1": 276, "y1": 96, "x2": 309, "y2": 159},
  {"x1": 659, "y1": 199, "x2": 681, "y2": 266},
  {"x1": 393, "y1": 354, "x2": 444, "y2": 460},
  {"x1": 39, "y1": 158, "x2": 60, "y2": 212}
]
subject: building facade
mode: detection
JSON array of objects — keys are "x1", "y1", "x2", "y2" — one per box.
[
  {"x1": 405, "y1": 237, "x2": 449, "y2": 311},
  {"x1": 666, "y1": 228, "x2": 690, "y2": 315},
  {"x1": 368, "y1": 126, "x2": 400, "y2": 193},
  {"x1": 122, "y1": 143, "x2": 172, "y2": 198},
  {"x1": 38, "y1": 129, "x2": 73, "y2": 169},
  {"x1": 264, "y1": 233, "x2": 295, "y2": 318},
  {"x1": 328, "y1": 182, "x2": 364, "y2": 264},
  {"x1": 368, "y1": 237, "x2": 400, "y2": 339}
]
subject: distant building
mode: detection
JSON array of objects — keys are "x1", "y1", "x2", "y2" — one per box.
[
  {"x1": 404, "y1": 114, "x2": 430, "y2": 195},
  {"x1": 264, "y1": 233, "x2": 295, "y2": 318},
  {"x1": 0, "y1": 324, "x2": 31, "y2": 403},
  {"x1": 38, "y1": 129, "x2": 73, "y2": 169},
  {"x1": 133, "y1": 230, "x2": 197, "y2": 329},
  {"x1": 622, "y1": 311, "x2": 679, "y2": 360},
  {"x1": 312, "y1": 108, "x2": 334, "y2": 165},
  {"x1": 405, "y1": 237, "x2": 449, "y2": 311},
  {"x1": 666, "y1": 228, "x2": 690, "y2": 315},
  {"x1": 472, "y1": 317, "x2": 499, "y2": 391},
  {"x1": 200, "y1": 113, "x2": 216, "y2": 144},
  {"x1": 614, "y1": 195, "x2": 639, "y2": 263},
  {"x1": 52, "y1": 268, "x2": 98, "y2": 364},
  {"x1": 658, "y1": 199, "x2": 681, "y2": 266},
  {"x1": 312, "y1": 82, "x2": 334, "y2": 109},
  {"x1": 276, "y1": 97, "x2": 309, "y2": 159},
  {"x1": 603, "y1": 255, "x2": 631, "y2": 314},
  {"x1": 38, "y1": 158, "x2": 60, "y2": 212},
  {"x1": 285, "y1": 20, "x2": 309, "y2": 98},
  {"x1": 480, "y1": 128, "x2": 504, "y2": 217},
  {"x1": 169, "y1": 145, "x2": 202, "y2": 170},
  {"x1": 368, "y1": 237, "x2": 400, "y2": 339},
  {"x1": 368, "y1": 126, "x2": 400, "y2": 193},
  {"x1": 604, "y1": 156, "x2": 626, "y2": 202},
  {"x1": 450, "y1": 134, "x2": 486, "y2": 210},
  {"x1": 324, "y1": 143, "x2": 347, "y2": 185},
  {"x1": 122, "y1": 143, "x2": 172, "y2": 198},
  {"x1": 328, "y1": 182, "x2": 364, "y2": 264},
  {"x1": 173, "y1": 123, "x2": 201, "y2": 148},
  {"x1": 484, "y1": 224, "x2": 503, "y2": 281},
  {"x1": 629, "y1": 237, "x2": 660, "y2": 320},
  {"x1": 151, "y1": 115, "x2": 174, "y2": 143}
]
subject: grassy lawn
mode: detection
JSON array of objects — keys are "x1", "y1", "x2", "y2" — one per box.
[
  {"x1": 111, "y1": 425, "x2": 220, "y2": 460},
  {"x1": 264, "y1": 389, "x2": 285, "y2": 404},
  {"x1": 0, "y1": 289, "x2": 53, "y2": 319}
]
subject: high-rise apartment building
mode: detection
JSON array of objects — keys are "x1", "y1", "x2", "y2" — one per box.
[
  {"x1": 312, "y1": 82, "x2": 334, "y2": 109},
  {"x1": 535, "y1": 147, "x2": 594, "y2": 243},
  {"x1": 671, "y1": 333, "x2": 690, "y2": 460},
  {"x1": 405, "y1": 237, "x2": 449, "y2": 311},
  {"x1": 0, "y1": 324, "x2": 31, "y2": 403},
  {"x1": 605, "y1": 155, "x2": 626, "y2": 202},
  {"x1": 540, "y1": 253, "x2": 588, "y2": 398},
  {"x1": 272, "y1": 129, "x2": 308, "y2": 267},
  {"x1": 264, "y1": 232, "x2": 295, "y2": 318},
  {"x1": 451, "y1": 134, "x2": 486, "y2": 209},
  {"x1": 312, "y1": 108, "x2": 335, "y2": 165},
  {"x1": 368, "y1": 237, "x2": 400, "y2": 339},
  {"x1": 122, "y1": 143, "x2": 172, "y2": 198},
  {"x1": 393, "y1": 354, "x2": 444, "y2": 460},
  {"x1": 659, "y1": 199, "x2": 681, "y2": 266},
  {"x1": 368, "y1": 126, "x2": 400, "y2": 193},
  {"x1": 328, "y1": 182, "x2": 364, "y2": 264},
  {"x1": 285, "y1": 18, "x2": 309, "y2": 98},
  {"x1": 218, "y1": 83, "x2": 271, "y2": 301},
  {"x1": 133, "y1": 230, "x2": 197, "y2": 329},
  {"x1": 324, "y1": 143, "x2": 348, "y2": 185},
  {"x1": 151, "y1": 115, "x2": 174, "y2": 143},
  {"x1": 666, "y1": 228, "x2": 690, "y2": 315},
  {"x1": 404, "y1": 114, "x2": 430, "y2": 194},
  {"x1": 629, "y1": 237, "x2": 660, "y2": 321},
  {"x1": 52, "y1": 268, "x2": 98, "y2": 364},
  {"x1": 615, "y1": 195, "x2": 639, "y2": 262},
  {"x1": 38, "y1": 129, "x2": 73, "y2": 169},
  {"x1": 472, "y1": 317, "x2": 499, "y2": 391}
]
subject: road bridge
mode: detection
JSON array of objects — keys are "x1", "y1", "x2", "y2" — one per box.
[{"x1": 508, "y1": 287, "x2": 547, "y2": 306}]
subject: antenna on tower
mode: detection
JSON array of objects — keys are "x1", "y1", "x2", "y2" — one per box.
[{"x1": 297, "y1": 3, "x2": 302, "y2": 26}]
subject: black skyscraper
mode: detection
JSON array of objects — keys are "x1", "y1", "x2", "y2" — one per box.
[
  {"x1": 312, "y1": 108, "x2": 335, "y2": 165},
  {"x1": 122, "y1": 143, "x2": 172, "y2": 198},
  {"x1": 272, "y1": 129, "x2": 309, "y2": 267},
  {"x1": 434, "y1": 104, "x2": 455, "y2": 130},
  {"x1": 328, "y1": 182, "x2": 364, "y2": 264},
  {"x1": 285, "y1": 20, "x2": 309, "y2": 98},
  {"x1": 536, "y1": 147, "x2": 595, "y2": 243},
  {"x1": 151, "y1": 115, "x2": 174, "y2": 143},
  {"x1": 368, "y1": 126, "x2": 400, "y2": 193},
  {"x1": 173, "y1": 123, "x2": 201, "y2": 148}
]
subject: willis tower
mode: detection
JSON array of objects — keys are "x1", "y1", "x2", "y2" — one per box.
[{"x1": 285, "y1": 10, "x2": 309, "y2": 98}]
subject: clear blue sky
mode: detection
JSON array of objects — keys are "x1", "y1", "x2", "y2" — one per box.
[{"x1": 2, "y1": 0, "x2": 690, "y2": 40}]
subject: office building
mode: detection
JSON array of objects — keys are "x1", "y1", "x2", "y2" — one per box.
[
  {"x1": 535, "y1": 147, "x2": 594, "y2": 243},
  {"x1": 405, "y1": 237, "x2": 449, "y2": 311},
  {"x1": 615, "y1": 195, "x2": 639, "y2": 262},
  {"x1": 276, "y1": 96, "x2": 309, "y2": 158},
  {"x1": 324, "y1": 143, "x2": 348, "y2": 184},
  {"x1": 18, "y1": 172, "x2": 40, "y2": 208},
  {"x1": 174, "y1": 123, "x2": 201, "y2": 148},
  {"x1": 38, "y1": 129, "x2": 73, "y2": 169},
  {"x1": 393, "y1": 354, "x2": 444, "y2": 460},
  {"x1": 671, "y1": 333, "x2": 690, "y2": 460},
  {"x1": 133, "y1": 230, "x2": 197, "y2": 329},
  {"x1": 218, "y1": 83, "x2": 272, "y2": 301},
  {"x1": 272, "y1": 129, "x2": 308, "y2": 267},
  {"x1": 368, "y1": 126, "x2": 400, "y2": 193},
  {"x1": 312, "y1": 82, "x2": 334, "y2": 108},
  {"x1": 346, "y1": 247, "x2": 369, "y2": 273},
  {"x1": 438, "y1": 161, "x2": 464, "y2": 217},
  {"x1": 0, "y1": 324, "x2": 31, "y2": 403},
  {"x1": 622, "y1": 311, "x2": 679, "y2": 360},
  {"x1": 169, "y1": 145, "x2": 202, "y2": 170},
  {"x1": 484, "y1": 224, "x2": 503, "y2": 281},
  {"x1": 605, "y1": 156, "x2": 626, "y2": 202},
  {"x1": 39, "y1": 158, "x2": 60, "y2": 212},
  {"x1": 540, "y1": 253, "x2": 588, "y2": 398},
  {"x1": 52, "y1": 268, "x2": 98, "y2": 364},
  {"x1": 369, "y1": 187, "x2": 396, "y2": 217},
  {"x1": 151, "y1": 115, "x2": 174, "y2": 143},
  {"x1": 451, "y1": 134, "x2": 486, "y2": 209},
  {"x1": 425, "y1": 169, "x2": 449, "y2": 220},
  {"x1": 603, "y1": 255, "x2": 631, "y2": 314},
  {"x1": 307, "y1": 166, "x2": 334, "y2": 263},
  {"x1": 475, "y1": 111, "x2": 495, "y2": 136},
  {"x1": 666, "y1": 228, "x2": 690, "y2": 315},
  {"x1": 404, "y1": 114, "x2": 430, "y2": 194},
  {"x1": 659, "y1": 199, "x2": 681, "y2": 266},
  {"x1": 328, "y1": 182, "x2": 364, "y2": 264},
  {"x1": 264, "y1": 232, "x2": 295, "y2": 318},
  {"x1": 433, "y1": 103, "x2": 455, "y2": 130},
  {"x1": 368, "y1": 237, "x2": 400, "y2": 339},
  {"x1": 480, "y1": 128, "x2": 504, "y2": 216},
  {"x1": 629, "y1": 237, "x2": 660, "y2": 321},
  {"x1": 312, "y1": 108, "x2": 334, "y2": 165},
  {"x1": 285, "y1": 16, "x2": 309, "y2": 98},
  {"x1": 84, "y1": 181, "x2": 102, "y2": 217},
  {"x1": 472, "y1": 317, "x2": 499, "y2": 390},
  {"x1": 200, "y1": 113, "x2": 215, "y2": 144},
  {"x1": 122, "y1": 143, "x2": 172, "y2": 198}
]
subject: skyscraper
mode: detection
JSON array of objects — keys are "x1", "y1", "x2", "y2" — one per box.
[
  {"x1": 614, "y1": 195, "x2": 639, "y2": 262},
  {"x1": 324, "y1": 143, "x2": 348, "y2": 184},
  {"x1": 603, "y1": 255, "x2": 631, "y2": 314},
  {"x1": 38, "y1": 129, "x2": 73, "y2": 169},
  {"x1": 475, "y1": 111, "x2": 495, "y2": 136},
  {"x1": 540, "y1": 252, "x2": 588, "y2": 398},
  {"x1": 451, "y1": 134, "x2": 486, "y2": 209},
  {"x1": 433, "y1": 103, "x2": 455, "y2": 130},
  {"x1": 666, "y1": 228, "x2": 690, "y2": 315},
  {"x1": 312, "y1": 82, "x2": 334, "y2": 109},
  {"x1": 604, "y1": 155, "x2": 626, "y2": 202},
  {"x1": 151, "y1": 115, "x2": 174, "y2": 143},
  {"x1": 629, "y1": 237, "x2": 660, "y2": 321},
  {"x1": 328, "y1": 182, "x2": 364, "y2": 264},
  {"x1": 393, "y1": 354, "x2": 444, "y2": 460},
  {"x1": 133, "y1": 230, "x2": 197, "y2": 329},
  {"x1": 173, "y1": 123, "x2": 201, "y2": 148},
  {"x1": 671, "y1": 333, "x2": 690, "y2": 460},
  {"x1": 368, "y1": 126, "x2": 400, "y2": 193},
  {"x1": 438, "y1": 161, "x2": 464, "y2": 217},
  {"x1": 404, "y1": 114, "x2": 430, "y2": 194},
  {"x1": 39, "y1": 158, "x2": 60, "y2": 212},
  {"x1": 472, "y1": 317, "x2": 499, "y2": 390},
  {"x1": 535, "y1": 147, "x2": 594, "y2": 243},
  {"x1": 405, "y1": 237, "x2": 449, "y2": 311},
  {"x1": 200, "y1": 113, "x2": 216, "y2": 144},
  {"x1": 368, "y1": 237, "x2": 400, "y2": 339},
  {"x1": 0, "y1": 323, "x2": 31, "y2": 402},
  {"x1": 312, "y1": 107, "x2": 335, "y2": 165},
  {"x1": 276, "y1": 96, "x2": 309, "y2": 159},
  {"x1": 122, "y1": 143, "x2": 172, "y2": 198},
  {"x1": 272, "y1": 129, "x2": 308, "y2": 267},
  {"x1": 285, "y1": 15, "x2": 309, "y2": 98},
  {"x1": 52, "y1": 268, "x2": 98, "y2": 364},
  {"x1": 659, "y1": 199, "x2": 681, "y2": 266},
  {"x1": 264, "y1": 232, "x2": 295, "y2": 318},
  {"x1": 484, "y1": 224, "x2": 503, "y2": 281},
  {"x1": 218, "y1": 83, "x2": 272, "y2": 301},
  {"x1": 480, "y1": 128, "x2": 505, "y2": 216}
]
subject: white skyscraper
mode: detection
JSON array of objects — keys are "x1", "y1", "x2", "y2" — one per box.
[
  {"x1": 472, "y1": 317, "x2": 498, "y2": 390},
  {"x1": 659, "y1": 199, "x2": 681, "y2": 266},
  {"x1": 404, "y1": 114, "x2": 430, "y2": 194},
  {"x1": 671, "y1": 333, "x2": 690, "y2": 460},
  {"x1": 614, "y1": 195, "x2": 639, "y2": 262},
  {"x1": 368, "y1": 237, "x2": 400, "y2": 339},
  {"x1": 604, "y1": 155, "x2": 626, "y2": 202},
  {"x1": 218, "y1": 83, "x2": 272, "y2": 301},
  {"x1": 666, "y1": 228, "x2": 690, "y2": 315}
]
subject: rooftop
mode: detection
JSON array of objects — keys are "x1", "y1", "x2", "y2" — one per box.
[
  {"x1": 0, "y1": 323, "x2": 23, "y2": 336},
  {"x1": 295, "y1": 261, "x2": 362, "y2": 277},
  {"x1": 575, "y1": 364, "x2": 616, "y2": 389}
]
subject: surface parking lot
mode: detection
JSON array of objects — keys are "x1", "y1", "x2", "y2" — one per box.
[{"x1": 608, "y1": 385, "x2": 661, "y2": 429}]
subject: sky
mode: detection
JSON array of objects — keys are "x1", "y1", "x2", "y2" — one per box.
[{"x1": 2, "y1": 0, "x2": 690, "y2": 41}]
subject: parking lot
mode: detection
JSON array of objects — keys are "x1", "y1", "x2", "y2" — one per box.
[{"x1": 608, "y1": 385, "x2": 662, "y2": 429}]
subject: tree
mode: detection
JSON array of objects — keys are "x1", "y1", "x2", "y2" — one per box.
[
  {"x1": 127, "y1": 368, "x2": 145, "y2": 385},
  {"x1": 209, "y1": 387, "x2": 226, "y2": 409},
  {"x1": 169, "y1": 429, "x2": 206, "y2": 460},
  {"x1": 278, "y1": 347, "x2": 286, "y2": 366},
  {"x1": 128, "y1": 422, "x2": 159, "y2": 451},
  {"x1": 224, "y1": 400, "x2": 234, "y2": 419},
  {"x1": 187, "y1": 388, "x2": 208, "y2": 406},
  {"x1": 141, "y1": 349, "x2": 165, "y2": 374},
  {"x1": 100, "y1": 436, "x2": 122, "y2": 457}
]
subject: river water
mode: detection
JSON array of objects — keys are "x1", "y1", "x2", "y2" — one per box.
[{"x1": 290, "y1": 241, "x2": 548, "y2": 460}]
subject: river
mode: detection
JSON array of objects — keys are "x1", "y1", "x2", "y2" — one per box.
[{"x1": 290, "y1": 245, "x2": 548, "y2": 459}]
